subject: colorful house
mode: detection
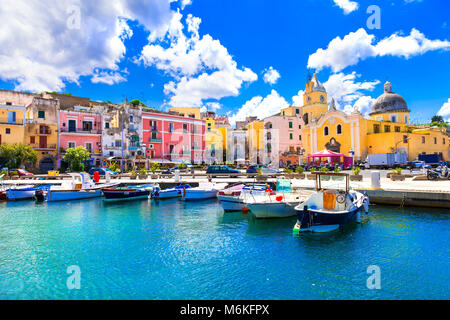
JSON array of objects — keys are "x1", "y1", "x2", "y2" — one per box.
[
  {"x1": 142, "y1": 109, "x2": 205, "y2": 164},
  {"x1": 59, "y1": 106, "x2": 103, "y2": 168},
  {"x1": 245, "y1": 120, "x2": 264, "y2": 164},
  {"x1": 0, "y1": 102, "x2": 26, "y2": 147}
]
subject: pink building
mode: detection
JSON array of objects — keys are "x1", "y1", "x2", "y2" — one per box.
[
  {"x1": 263, "y1": 114, "x2": 303, "y2": 166},
  {"x1": 142, "y1": 110, "x2": 205, "y2": 163},
  {"x1": 59, "y1": 107, "x2": 103, "y2": 167}
]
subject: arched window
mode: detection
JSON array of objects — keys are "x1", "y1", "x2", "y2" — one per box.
[
  {"x1": 337, "y1": 124, "x2": 342, "y2": 134},
  {"x1": 303, "y1": 113, "x2": 309, "y2": 125},
  {"x1": 324, "y1": 126, "x2": 329, "y2": 136},
  {"x1": 267, "y1": 132, "x2": 271, "y2": 140}
]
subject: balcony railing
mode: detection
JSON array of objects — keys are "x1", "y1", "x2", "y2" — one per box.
[
  {"x1": 149, "y1": 138, "x2": 162, "y2": 143},
  {"x1": 30, "y1": 143, "x2": 57, "y2": 150},
  {"x1": 60, "y1": 128, "x2": 101, "y2": 134},
  {"x1": 0, "y1": 120, "x2": 24, "y2": 125},
  {"x1": 36, "y1": 128, "x2": 52, "y2": 135}
]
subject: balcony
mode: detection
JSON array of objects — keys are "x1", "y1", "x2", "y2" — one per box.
[
  {"x1": 128, "y1": 146, "x2": 140, "y2": 151},
  {"x1": 149, "y1": 138, "x2": 162, "y2": 143},
  {"x1": 30, "y1": 143, "x2": 57, "y2": 150},
  {"x1": 60, "y1": 128, "x2": 101, "y2": 134},
  {"x1": 0, "y1": 120, "x2": 24, "y2": 125},
  {"x1": 36, "y1": 128, "x2": 52, "y2": 135}
]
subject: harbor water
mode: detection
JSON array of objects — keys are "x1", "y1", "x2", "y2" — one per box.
[{"x1": 0, "y1": 198, "x2": 448, "y2": 299}]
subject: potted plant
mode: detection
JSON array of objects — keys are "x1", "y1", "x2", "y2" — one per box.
[
  {"x1": 390, "y1": 167, "x2": 405, "y2": 181},
  {"x1": 350, "y1": 166, "x2": 363, "y2": 181},
  {"x1": 138, "y1": 168, "x2": 148, "y2": 180},
  {"x1": 295, "y1": 166, "x2": 305, "y2": 179},
  {"x1": 307, "y1": 167, "x2": 317, "y2": 180},
  {"x1": 178, "y1": 163, "x2": 187, "y2": 172},
  {"x1": 128, "y1": 169, "x2": 137, "y2": 179},
  {"x1": 150, "y1": 163, "x2": 160, "y2": 179},
  {"x1": 255, "y1": 168, "x2": 267, "y2": 181},
  {"x1": 283, "y1": 167, "x2": 294, "y2": 179}
]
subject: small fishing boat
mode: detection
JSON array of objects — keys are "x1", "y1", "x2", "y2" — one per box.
[
  {"x1": 246, "y1": 179, "x2": 313, "y2": 218},
  {"x1": 46, "y1": 173, "x2": 118, "y2": 202},
  {"x1": 6, "y1": 185, "x2": 52, "y2": 200},
  {"x1": 153, "y1": 184, "x2": 191, "y2": 200},
  {"x1": 102, "y1": 184, "x2": 156, "y2": 202},
  {"x1": 182, "y1": 182, "x2": 228, "y2": 201},
  {"x1": 293, "y1": 172, "x2": 369, "y2": 233},
  {"x1": 217, "y1": 184, "x2": 267, "y2": 212}
]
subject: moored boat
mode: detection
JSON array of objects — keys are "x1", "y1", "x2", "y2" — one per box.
[
  {"x1": 46, "y1": 173, "x2": 119, "y2": 202},
  {"x1": 246, "y1": 179, "x2": 314, "y2": 218},
  {"x1": 102, "y1": 184, "x2": 156, "y2": 202},
  {"x1": 153, "y1": 184, "x2": 191, "y2": 200},
  {"x1": 293, "y1": 172, "x2": 369, "y2": 233},
  {"x1": 6, "y1": 185, "x2": 52, "y2": 200},
  {"x1": 182, "y1": 182, "x2": 228, "y2": 201},
  {"x1": 217, "y1": 184, "x2": 267, "y2": 212}
]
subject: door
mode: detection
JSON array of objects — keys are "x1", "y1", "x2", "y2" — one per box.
[
  {"x1": 68, "y1": 119, "x2": 76, "y2": 132},
  {"x1": 39, "y1": 136, "x2": 47, "y2": 148}
]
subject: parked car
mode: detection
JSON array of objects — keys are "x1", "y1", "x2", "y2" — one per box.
[
  {"x1": 406, "y1": 160, "x2": 425, "y2": 170},
  {"x1": 246, "y1": 165, "x2": 280, "y2": 174},
  {"x1": 207, "y1": 165, "x2": 241, "y2": 174},
  {"x1": 88, "y1": 167, "x2": 118, "y2": 175},
  {"x1": 9, "y1": 169, "x2": 34, "y2": 177}
]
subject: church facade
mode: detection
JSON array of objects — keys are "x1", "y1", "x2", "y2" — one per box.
[{"x1": 300, "y1": 74, "x2": 449, "y2": 162}]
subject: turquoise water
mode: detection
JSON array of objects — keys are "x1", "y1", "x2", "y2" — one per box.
[{"x1": 0, "y1": 198, "x2": 448, "y2": 300}]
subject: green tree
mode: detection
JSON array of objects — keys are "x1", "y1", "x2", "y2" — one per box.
[
  {"x1": 431, "y1": 115, "x2": 444, "y2": 123},
  {"x1": 63, "y1": 146, "x2": 90, "y2": 172},
  {"x1": 0, "y1": 143, "x2": 37, "y2": 169},
  {"x1": 129, "y1": 99, "x2": 147, "y2": 107}
]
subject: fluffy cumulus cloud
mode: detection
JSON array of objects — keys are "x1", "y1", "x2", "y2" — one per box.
[
  {"x1": 332, "y1": 0, "x2": 359, "y2": 14},
  {"x1": 308, "y1": 28, "x2": 450, "y2": 72},
  {"x1": 292, "y1": 90, "x2": 305, "y2": 106},
  {"x1": 140, "y1": 12, "x2": 257, "y2": 107},
  {"x1": 437, "y1": 98, "x2": 450, "y2": 122},
  {"x1": 323, "y1": 72, "x2": 379, "y2": 116},
  {"x1": 0, "y1": 0, "x2": 190, "y2": 92},
  {"x1": 228, "y1": 90, "x2": 289, "y2": 126},
  {"x1": 263, "y1": 67, "x2": 281, "y2": 85}
]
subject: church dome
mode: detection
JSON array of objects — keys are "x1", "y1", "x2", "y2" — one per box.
[{"x1": 370, "y1": 81, "x2": 409, "y2": 115}]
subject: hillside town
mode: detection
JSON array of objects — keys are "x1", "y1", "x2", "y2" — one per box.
[{"x1": 0, "y1": 74, "x2": 448, "y2": 173}]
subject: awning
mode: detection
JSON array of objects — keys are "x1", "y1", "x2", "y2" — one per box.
[{"x1": 307, "y1": 149, "x2": 346, "y2": 158}]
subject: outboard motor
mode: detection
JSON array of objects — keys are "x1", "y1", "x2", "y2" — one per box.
[{"x1": 34, "y1": 189, "x2": 45, "y2": 202}]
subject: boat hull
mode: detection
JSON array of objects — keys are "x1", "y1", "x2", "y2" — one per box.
[
  {"x1": 154, "y1": 189, "x2": 180, "y2": 199},
  {"x1": 217, "y1": 195, "x2": 246, "y2": 211},
  {"x1": 294, "y1": 207, "x2": 360, "y2": 233},
  {"x1": 103, "y1": 189, "x2": 151, "y2": 202},
  {"x1": 47, "y1": 189, "x2": 103, "y2": 202},
  {"x1": 248, "y1": 201, "x2": 300, "y2": 218},
  {"x1": 6, "y1": 189, "x2": 36, "y2": 200},
  {"x1": 182, "y1": 189, "x2": 217, "y2": 201}
]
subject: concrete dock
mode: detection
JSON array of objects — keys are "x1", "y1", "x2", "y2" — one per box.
[{"x1": 2, "y1": 174, "x2": 449, "y2": 209}]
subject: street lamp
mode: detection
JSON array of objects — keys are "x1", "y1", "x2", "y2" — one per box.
[{"x1": 299, "y1": 148, "x2": 305, "y2": 165}]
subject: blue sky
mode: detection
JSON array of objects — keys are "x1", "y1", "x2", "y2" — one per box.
[{"x1": 0, "y1": 0, "x2": 449, "y2": 124}]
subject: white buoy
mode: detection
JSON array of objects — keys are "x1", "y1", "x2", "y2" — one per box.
[{"x1": 371, "y1": 171, "x2": 380, "y2": 189}]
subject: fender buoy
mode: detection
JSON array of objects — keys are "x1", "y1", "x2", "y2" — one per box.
[
  {"x1": 276, "y1": 195, "x2": 283, "y2": 202},
  {"x1": 242, "y1": 207, "x2": 249, "y2": 213}
]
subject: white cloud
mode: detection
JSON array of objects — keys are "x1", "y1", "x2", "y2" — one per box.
[
  {"x1": 437, "y1": 98, "x2": 450, "y2": 122},
  {"x1": 229, "y1": 90, "x2": 289, "y2": 126},
  {"x1": 323, "y1": 72, "x2": 379, "y2": 104},
  {"x1": 141, "y1": 12, "x2": 257, "y2": 107},
  {"x1": 308, "y1": 28, "x2": 450, "y2": 72},
  {"x1": 351, "y1": 95, "x2": 377, "y2": 116},
  {"x1": 91, "y1": 70, "x2": 127, "y2": 85},
  {"x1": 0, "y1": 0, "x2": 179, "y2": 92},
  {"x1": 292, "y1": 90, "x2": 304, "y2": 106},
  {"x1": 332, "y1": 0, "x2": 359, "y2": 14},
  {"x1": 263, "y1": 67, "x2": 281, "y2": 85}
]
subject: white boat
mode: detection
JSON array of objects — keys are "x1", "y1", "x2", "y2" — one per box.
[
  {"x1": 293, "y1": 172, "x2": 369, "y2": 233},
  {"x1": 6, "y1": 185, "x2": 52, "y2": 200},
  {"x1": 182, "y1": 182, "x2": 228, "y2": 201},
  {"x1": 217, "y1": 184, "x2": 267, "y2": 212},
  {"x1": 46, "y1": 173, "x2": 119, "y2": 202},
  {"x1": 246, "y1": 179, "x2": 314, "y2": 218},
  {"x1": 153, "y1": 184, "x2": 191, "y2": 200}
]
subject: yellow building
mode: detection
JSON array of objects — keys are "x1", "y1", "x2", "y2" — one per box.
[
  {"x1": 301, "y1": 74, "x2": 449, "y2": 162},
  {"x1": 25, "y1": 97, "x2": 60, "y2": 172},
  {"x1": 245, "y1": 120, "x2": 264, "y2": 163},
  {"x1": 169, "y1": 107, "x2": 201, "y2": 119},
  {"x1": 0, "y1": 103, "x2": 26, "y2": 146},
  {"x1": 204, "y1": 116, "x2": 230, "y2": 163}
]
